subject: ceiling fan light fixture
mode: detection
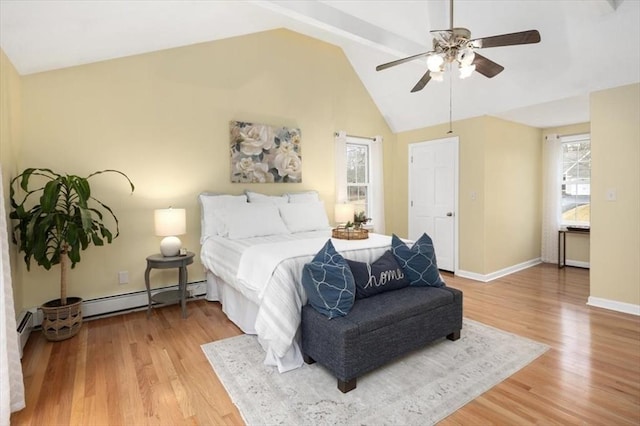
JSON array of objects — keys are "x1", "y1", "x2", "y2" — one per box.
[
  {"x1": 426, "y1": 54, "x2": 444, "y2": 72},
  {"x1": 457, "y1": 48, "x2": 475, "y2": 66},
  {"x1": 374, "y1": 0, "x2": 541, "y2": 94},
  {"x1": 431, "y1": 71, "x2": 445, "y2": 82},
  {"x1": 459, "y1": 63, "x2": 476, "y2": 79}
]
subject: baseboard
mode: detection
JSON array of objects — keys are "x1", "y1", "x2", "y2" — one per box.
[
  {"x1": 565, "y1": 260, "x2": 590, "y2": 268},
  {"x1": 587, "y1": 297, "x2": 640, "y2": 316},
  {"x1": 456, "y1": 258, "x2": 542, "y2": 283},
  {"x1": 454, "y1": 270, "x2": 489, "y2": 282},
  {"x1": 28, "y1": 281, "x2": 208, "y2": 326}
]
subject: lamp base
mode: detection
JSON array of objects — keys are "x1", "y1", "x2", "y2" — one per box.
[{"x1": 160, "y1": 236, "x2": 182, "y2": 257}]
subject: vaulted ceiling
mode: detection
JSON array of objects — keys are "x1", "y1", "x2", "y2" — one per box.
[{"x1": 1, "y1": 0, "x2": 639, "y2": 132}]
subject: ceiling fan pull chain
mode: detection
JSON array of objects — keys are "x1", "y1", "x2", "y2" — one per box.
[{"x1": 448, "y1": 64, "x2": 453, "y2": 134}]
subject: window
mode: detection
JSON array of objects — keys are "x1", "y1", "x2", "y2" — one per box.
[
  {"x1": 346, "y1": 139, "x2": 372, "y2": 218},
  {"x1": 336, "y1": 131, "x2": 384, "y2": 233},
  {"x1": 560, "y1": 134, "x2": 590, "y2": 226}
]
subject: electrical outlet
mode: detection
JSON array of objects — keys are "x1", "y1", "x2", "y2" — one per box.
[
  {"x1": 118, "y1": 271, "x2": 129, "y2": 285},
  {"x1": 606, "y1": 188, "x2": 617, "y2": 201}
]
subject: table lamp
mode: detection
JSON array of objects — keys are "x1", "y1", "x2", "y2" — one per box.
[
  {"x1": 154, "y1": 208, "x2": 186, "y2": 256},
  {"x1": 334, "y1": 203, "x2": 355, "y2": 227}
]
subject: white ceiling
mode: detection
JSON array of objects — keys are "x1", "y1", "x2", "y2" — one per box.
[{"x1": 1, "y1": 0, "x2": 639, "y2": 132}]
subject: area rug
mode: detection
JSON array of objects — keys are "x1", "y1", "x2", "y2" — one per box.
[{"x1": 201, "y1": 319, "x2": 548, "y2": 425}]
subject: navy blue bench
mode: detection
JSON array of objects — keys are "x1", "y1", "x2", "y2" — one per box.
[{"x1": 301, "y1": 286, "x2": 463, "y2": 393}]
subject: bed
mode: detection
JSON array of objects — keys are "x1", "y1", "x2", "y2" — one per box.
[{"x1": 199, "y1": 191, "x2": 394, "y2": 372}]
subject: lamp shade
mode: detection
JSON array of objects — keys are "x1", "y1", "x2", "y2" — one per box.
[
  {"x1": 154, "y1": 208, "x2": 186, "y2": 256},
  {"x1": 334, "y1": 203, "x2": 355, "y2": 225},
  {"x1": 154, "y1": 208, "x2": 186, "y2": 236}
]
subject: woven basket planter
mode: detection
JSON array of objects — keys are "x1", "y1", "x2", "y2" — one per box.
[{"x1": 41, "y1": 297, "x2": 83, "y2": 341}]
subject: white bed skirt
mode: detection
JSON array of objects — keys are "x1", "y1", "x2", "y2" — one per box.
[
  {"x1": 206, "y1": 272, "x2": 258, "y2": 334},
  {"x1": 205, "y1": 271, "x2": 304, "y2": 372}
]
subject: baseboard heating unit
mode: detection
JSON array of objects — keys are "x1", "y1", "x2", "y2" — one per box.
[
  {"x1": 17, "y1": 310, "x2": 34, "y2": 358},
  {"x1": 19, "y1": 281, "x2": 208, "y2": 349},
  {"x1": 82, "y1": 281, "x2": 207, "y2": 319}
]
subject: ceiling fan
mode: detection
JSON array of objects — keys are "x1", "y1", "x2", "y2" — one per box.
[{"x1": 376, "y1": 0, "x2": 541, "y2": 93}]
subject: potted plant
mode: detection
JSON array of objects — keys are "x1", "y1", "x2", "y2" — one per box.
[
  {"x1": 352, "y1": 211, "x2": 371, "y2": 230},
  {"x1": 9, "y1": 168, "x2": 134, "y2": 341}
]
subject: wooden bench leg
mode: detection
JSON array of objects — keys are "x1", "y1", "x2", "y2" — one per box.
[
  {"x1": 338, "y1": 378, "x2": 356, "y2": 393},
  {"x1": 303, "y1": 354, "x2": 316, "y2": 364},
  {"x1": 447, "y1": 329, "x2": 461, "y2": 341}
]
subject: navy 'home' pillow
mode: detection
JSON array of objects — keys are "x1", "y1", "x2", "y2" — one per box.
[
  {"x1": 301, "y1": 239, "x2": 355, "y2": 318},
  {"x1": 391, "y1": 233, "x2": 445, "y2": 287},
  {"x1": 346, "y1": 251, "x2": 409, "y2": 299}
]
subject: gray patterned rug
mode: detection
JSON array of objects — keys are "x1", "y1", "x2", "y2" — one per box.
[{"x1": 201, "y1": 319, "x2": 548, "y2": 425}]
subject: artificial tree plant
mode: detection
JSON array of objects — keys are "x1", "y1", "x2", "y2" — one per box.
[
  {"x1": 353, "y1": 211, "x2": 371, "y2": 229},
  {"x1": 9, "y1": 167, "x2": 134, "y2": 341},
  {"x1": 345, "y1": 211, "x2": 372, "y2": 230}
]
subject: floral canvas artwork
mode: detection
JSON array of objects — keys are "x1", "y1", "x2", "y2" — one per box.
[{"x1": 230, "y1": 121, "x2": 302, "y2": 183}]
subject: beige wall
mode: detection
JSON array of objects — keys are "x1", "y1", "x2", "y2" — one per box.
[
  {"x1": 391, "y1": 116, "x2": 542, "y2": 276},
  {"x1": 484, "y1": 117, "x2": 542, "y2": 274},
  {"x1": 0, "y1": 49, "x2": 23, "y2": 313},
  {"x1": 15, "y1": 29, "x2": 393, "y2": 309},
  {"x1": 542, "y1": 122, "x2": 591, "y2": 265},
  {"x1": 590, "y1": 83, "x2": 640, "y2": 305}
]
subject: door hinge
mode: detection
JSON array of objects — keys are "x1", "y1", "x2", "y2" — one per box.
[{"x1": 411, "y1": 200, "x2": 413, "y2": 207}]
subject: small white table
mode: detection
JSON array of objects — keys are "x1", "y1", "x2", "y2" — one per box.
[{"x1": 144, "y1": 252, "x2": 195, "y2": 318}]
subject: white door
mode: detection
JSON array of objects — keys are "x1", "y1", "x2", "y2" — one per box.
[{"x1": 408, "y1": 137, "x2": 458, "y2": 272}]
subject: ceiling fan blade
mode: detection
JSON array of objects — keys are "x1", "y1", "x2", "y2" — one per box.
[
  {"x1": 470, "y1": 30, "x2": 541, "y2": 49},
  {"x1": 472, "y1": 53, "x2": 504, "y2": 78},
  {"x1": 411, "y1": 70, "x2": 432, "y2": 93},
  {"x1": 376, "y1": 51, "x2": 432, "y2": 71}
]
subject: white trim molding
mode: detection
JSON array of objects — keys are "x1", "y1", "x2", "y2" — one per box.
[
  {"x1": 456, "y1": 258, "x2": 542, "y2": 283},
  {"x1": 565, "y1": 260, "x2": 590, "y2": 268},
  {"x1": 587, "y1": 297, "x2": 640, "y2": 316}
]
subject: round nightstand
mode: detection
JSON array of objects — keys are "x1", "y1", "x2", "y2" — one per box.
[{"x1": 144, "y1": 251, "x2": 195, "y2": 318}]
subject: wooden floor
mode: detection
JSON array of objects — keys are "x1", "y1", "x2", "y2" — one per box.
[{"x1": 11, "y1": 264, "x2": 640, "y2": 425}]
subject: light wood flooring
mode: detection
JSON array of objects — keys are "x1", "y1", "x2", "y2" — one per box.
[{"x1": 11, "y1": 263, "x2": 640, "y2": 425}]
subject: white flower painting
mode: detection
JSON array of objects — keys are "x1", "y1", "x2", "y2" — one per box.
[{"x1": 230, "y1": 121, "x2": 302, "y2": 183}]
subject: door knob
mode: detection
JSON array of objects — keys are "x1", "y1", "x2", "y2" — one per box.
[{"x1": 446, "y1": 212, "x2": 454, "y2": 217}]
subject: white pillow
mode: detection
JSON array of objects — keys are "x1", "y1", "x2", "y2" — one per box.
[
  {"x1": 246, "y1": 191, "x2": 288, "y2": 205},
  {"x1": 217, "y1": 204, "x2": 290, "y2": 240},
  {"x1": 278, "y1": 202, "x2": 330, "y2": 233},
  {"x1": 286, "y1": 191, "x2": 320, "y2": 203},
  {"x1": 198, "y1": 193, "x2": 247, "y2": 242}
]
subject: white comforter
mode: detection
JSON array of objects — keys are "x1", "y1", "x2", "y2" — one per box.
[{"x1": 200, "y1": 231, "x2": 394, "y2": 371}]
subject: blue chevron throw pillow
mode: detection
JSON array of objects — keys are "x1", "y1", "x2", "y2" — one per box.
[
  {"x1": 391, "y1": 233, "x2": 445, "y2": 288},
  {"x1": 302, "y1": 239, "x2": 356, "y2": 319}
]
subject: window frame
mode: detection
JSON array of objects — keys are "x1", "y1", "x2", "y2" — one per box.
[
  {"x1": 560, "y1": 133, "x2": 591, "y2": 227},
  {"x1": 345, "y1": 136, "x2": 373, "y2": 224}
]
